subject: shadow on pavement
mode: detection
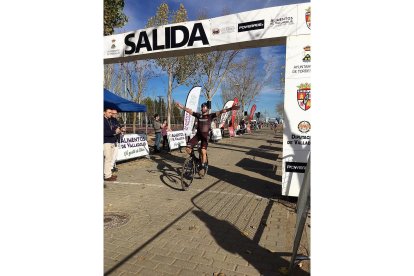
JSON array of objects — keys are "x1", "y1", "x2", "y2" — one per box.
[
  {"x1": 259, "y1": 145, "x2": 283, "y2": 151},
  {"x1": 160, "y1": 152, "x2": 281, "y2": 198},
  {"x1": 192, "y1": 210, "x2": 309, "y2": 276},
  {"x1": 150, "y1": 154, "x2": 183, "y2": 191},
  {"x1": 266, "y1": 140, "x2": 283, "y2": 145},
  {"x1": 235, "y1": 158, "x2": 281, "y2": 182},
  {"x1": 245, "y1": 149, "x2": 279, "y2": 162},
  {"x1": 208, "y1": 165, "x2": 281, "y2": 198},
  {"x1": 104, "y1": 207, "x2": 196, "y2": 276}
]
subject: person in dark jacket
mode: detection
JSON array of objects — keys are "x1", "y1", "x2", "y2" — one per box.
[
  {"x1": 110, "y1": 109, "x2": 124, "y2": 172},
  {"x1": 153, "y1": 114, "x2": 165, "y2": 153},
  {"x1": 104, "y1": 107, "x2": 121, "y2": 181}
]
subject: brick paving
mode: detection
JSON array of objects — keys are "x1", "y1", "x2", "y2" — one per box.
[{"x1": 104, "y1": 129, "x2": 310, "y2": 276}]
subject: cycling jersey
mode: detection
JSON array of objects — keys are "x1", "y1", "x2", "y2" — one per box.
[
  {"x1": 192, "y1": 112, "x2": 217, "y2": 134},
  {"x1": 188, "y1": 112, "x2": 217, "y2": 149}
]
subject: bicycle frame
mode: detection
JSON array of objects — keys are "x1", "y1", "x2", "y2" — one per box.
[{"x1": 180, "y1": 144, "x2": 208, "y2": 191}]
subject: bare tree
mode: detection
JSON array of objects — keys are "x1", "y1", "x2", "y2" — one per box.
[
  {"x1": 104, "y1": 64, "x2": 115, "y2": 89},
  {"x1": 221, "y1": 56, "x2": 263, "y2": 120},
  {"x1": 192, "y1": 50, "x2": 239, "y2": 103},
  {"x1": 276, "y1": 102, "x2": 284, "y2": 119},
  {"x1": 122, "y1": 61, "x2": 157, "y2": 132},
  {"x1": 146, "y1": 3, "x2": 199, "y2": 128}
]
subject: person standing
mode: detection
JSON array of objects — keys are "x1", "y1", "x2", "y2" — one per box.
[
  {"x1": 153, "y1": 114, "x2": 164, "y2": 153},
  {"x1": 104, "y1": 107, "x2": 121, "y2": 181},
  {"x1": 161, "y1": 120, "x2": 172, "y2": 150},
  {"x1": 110, "y1": 109, "x2": 124, "y2": 172}
]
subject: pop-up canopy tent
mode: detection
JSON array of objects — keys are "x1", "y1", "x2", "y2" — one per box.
[{"x1": 104, "y1": 88, "x2": 146, "y2": 112}]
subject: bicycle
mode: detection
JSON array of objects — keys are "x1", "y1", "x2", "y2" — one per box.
[{"x1": 180, "y1": 144, "x2": 209, "y2": 191}]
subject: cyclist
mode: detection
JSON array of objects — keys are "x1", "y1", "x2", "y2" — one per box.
[{"x1": 175, "y1": 101, "x2": 240, "y2": 176}]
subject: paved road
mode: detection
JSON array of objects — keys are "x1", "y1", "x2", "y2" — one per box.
[{"x1": 104, "y1": 129, "x2": 310, "y2": 276}]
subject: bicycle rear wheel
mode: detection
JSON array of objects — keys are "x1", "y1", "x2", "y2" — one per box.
[{"x1": 181, "y1": 157, "x2": 195, "y2": 191}]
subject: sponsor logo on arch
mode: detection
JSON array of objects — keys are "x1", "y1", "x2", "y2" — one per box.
[{"x1": 298, "y1": 121, "x2": 311, "y2": 133}]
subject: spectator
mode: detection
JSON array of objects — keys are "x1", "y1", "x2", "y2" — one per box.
[
  {"x1": 110, "y1": 109, "x2": 124, "y2": 172},
  {"x1": 153, "y1": 114, "x2": 164, "y2": 153},
  {"x1": 104, "y1": 107, "x2": 121, "y2": 181},
  {"x1": 162, "y1": 120, "x2": 172, "y2": 150},
  {"x1": 240, "y1": 119, "x2": 246, "y2": 134}
]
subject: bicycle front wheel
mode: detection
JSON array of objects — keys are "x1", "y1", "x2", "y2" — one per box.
[{"x1": 181, "y1": 157, "x2": 195, "y2": 191}]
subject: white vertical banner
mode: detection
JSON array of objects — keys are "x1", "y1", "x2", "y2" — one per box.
[
  {"x1": 282, "y1": 34, "x2": 311, "y2": 197},
  {"x1": 183, "y1": 87, "x2": 201, "y2": 136},
  {"x1": 218, "y1": 100, "x2": 234, "y2": 128}
]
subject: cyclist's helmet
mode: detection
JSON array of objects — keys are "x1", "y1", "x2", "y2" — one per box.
[{"x1": 201, "y1": 102, "x2": 208, "y2": 108}]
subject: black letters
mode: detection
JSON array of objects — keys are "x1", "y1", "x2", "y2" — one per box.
[
  {"x1": 124, "y1": 33, "x2": 136, "y2": 55},
  {"x1": 165, "y1": 27, "x2": 171, "y2": 49},
  {"x1": 171, "y1": 25, "x2": 189, "y2": 48},
  {"x1": 188, "y1": 23, "x2": 209, "y2": 46},
  {"x1": 135, "y1": 31, "x2": 152, "y2": 53},
  {"x1": 124, "y1": 23, "x2": 209, "y2": 55},
  {"x1": 152, "y1": 29, "x2": 165, "y2": 51}
]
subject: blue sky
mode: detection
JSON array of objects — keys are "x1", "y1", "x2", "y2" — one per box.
[{"x1": 112, "y1": 0, "x2": 309, "y2": 118}]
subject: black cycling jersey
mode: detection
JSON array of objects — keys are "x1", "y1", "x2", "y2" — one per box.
[
  {"x1": 187, "y1": 112, "x2": 218, "y2": 149},
  {"x1": 192, "y1": 112, "x2": 217, "y2": 135}
]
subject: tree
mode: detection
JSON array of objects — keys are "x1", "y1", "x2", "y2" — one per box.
[
  {"x1": 190, "y1": 10, "x2": 239, "y2": 104},
  {"x1": 276, "y1": 102, "x2": 284, "y2": 119},
  {"x1": 221, "y1": 56, "x2": 263, "y2": 120},
  {"x1": 104, "y1": 0, "x2": 128, "y2": 36},
  {"x1": 123, "y1": 60, "x2": 157, "y2": 131},
  {"x1": 146, "y1": 3, "x2": 199, "y2": 128},
  {"x1": 103, "y1": 0, "x2": 127, "y2": 111},
  {"x1": 193, "y1": 50, "x2": 239, "y2": 103}
]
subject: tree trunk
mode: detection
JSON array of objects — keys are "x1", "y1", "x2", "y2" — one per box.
[{"x1": 167, "y1": 68, "x2": 173, "y2": 128}]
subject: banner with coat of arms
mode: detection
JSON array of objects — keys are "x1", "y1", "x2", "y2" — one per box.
[{"x1": 282, "y1": 34, "x2": 311, "y2": 197}]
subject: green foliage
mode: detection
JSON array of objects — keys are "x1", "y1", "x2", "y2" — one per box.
[{"x1": 104, "y1": 0, "x2": 128, "y2": 35}]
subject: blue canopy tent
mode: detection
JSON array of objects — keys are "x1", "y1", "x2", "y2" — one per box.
[
  {"x1": 104, "y1": 88, "x2": 148, "y2": 134},
  {"x1": 104, "y1": 88, "x2": 146, "y2": 112}
]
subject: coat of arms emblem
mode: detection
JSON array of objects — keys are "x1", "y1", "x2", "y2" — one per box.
[
  {"x1": 305, "y1": 7, "x2": 311, "y2": 30},
  {"x1": 297, "y1": 83, "x2": 311, "y2": 111}
]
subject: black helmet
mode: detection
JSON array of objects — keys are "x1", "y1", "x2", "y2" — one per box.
[{"x1": 201, "y1": 102, "x2": 208, "y2": 108}]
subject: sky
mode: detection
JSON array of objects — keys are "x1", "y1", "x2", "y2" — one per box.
[{"x1": 112, "y1": 0, "x2": 310, "y2": 118}]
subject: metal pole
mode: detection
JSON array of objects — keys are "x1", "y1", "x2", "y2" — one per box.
[
  {"x1": 145, "y1": 113, "x2": 148, "y2": 136},
  {"x1": 288, "y1": 154, "x2": 311, "y2": 275}
]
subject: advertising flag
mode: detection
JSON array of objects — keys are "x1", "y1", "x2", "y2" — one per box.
[
  {"x1": 248, "y1": 104, "x2": 256, "y2": 121},
  {"x1": 228, "y1": 98, "x2": 239, "y2": 137},
  {"x1": 231, "y1": 98, "x2": 239, "y2": 128},
  {"x1": 183, "y1": 87, "x2": 201, "y2": 135},
  {"x1": 219, "y1": 100, "x2": 234, "y2": 128}
]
